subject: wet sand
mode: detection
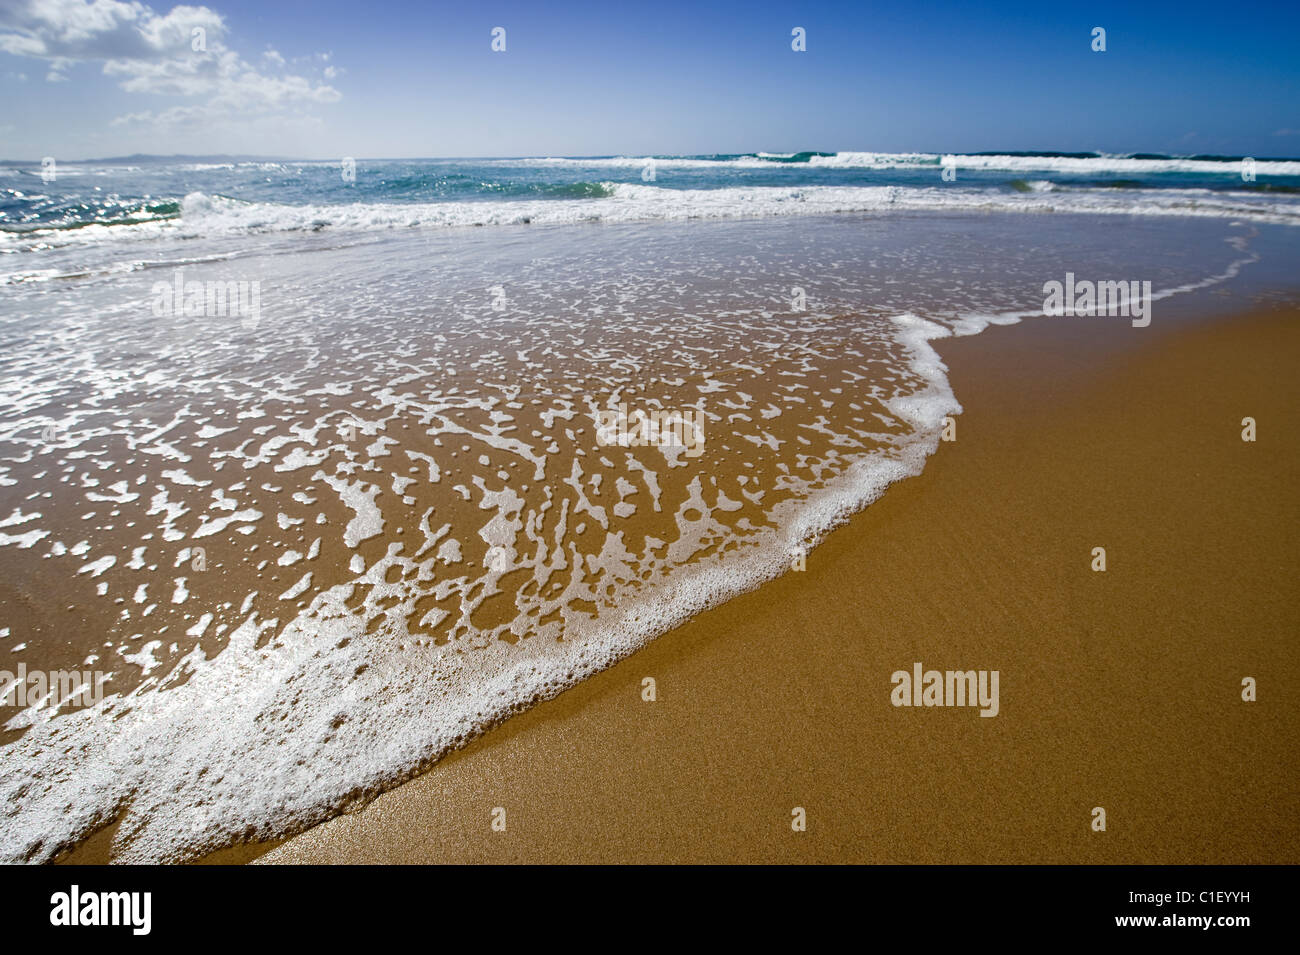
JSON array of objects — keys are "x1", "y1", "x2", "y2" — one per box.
[{"x1": 248, "y1": 302, "x2": 1298, "y2": 864}]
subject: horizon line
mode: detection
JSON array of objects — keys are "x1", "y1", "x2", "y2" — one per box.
[{"x1": 5, "y1": 148, "x2": 1297, "y2": 165}]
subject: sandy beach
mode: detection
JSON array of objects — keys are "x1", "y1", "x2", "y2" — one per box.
[
  {"x1": 6, "y1": 3, "x2": 1300, "y2": 934},
  {"x1": 224, "y1": 300, "x2": 1300, "y2": 865}
]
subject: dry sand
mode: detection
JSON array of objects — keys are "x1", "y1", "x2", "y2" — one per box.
[{"x1": 134, "y1": 303, "x2": 1278, "y2": 863}]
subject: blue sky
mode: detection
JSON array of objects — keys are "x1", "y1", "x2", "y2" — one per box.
[{"x1": 2, "y1": 0, "x2": 1298, "y2": 159}]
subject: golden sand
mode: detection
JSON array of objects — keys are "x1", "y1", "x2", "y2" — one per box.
[
  {"x1": 248, "y1": 304, "x2": 1299, "y2": 864},
  {"x1": 48, "y1": 304, "x2": 1294, "y2": 865}
]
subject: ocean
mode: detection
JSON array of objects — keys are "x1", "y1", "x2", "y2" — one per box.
[
  {"x1": 1, "y1": 151, "x2": 1299, "y2": 862},
  {"x1": 4, "y1": 152, "x2": 1300, "y2": 262}
]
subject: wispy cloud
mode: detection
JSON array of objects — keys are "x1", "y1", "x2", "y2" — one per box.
[{"x1": 0, "y1": 0, "x2": 339, "y2": 118}]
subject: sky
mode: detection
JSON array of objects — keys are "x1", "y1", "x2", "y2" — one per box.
[{"x1": 1, "y1": 0, "x2": 1298, "y2": 160}]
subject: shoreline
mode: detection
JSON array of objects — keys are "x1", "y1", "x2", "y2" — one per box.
[{"x1": 236, "y1": 299, "x2": 1299, "y2": 865}]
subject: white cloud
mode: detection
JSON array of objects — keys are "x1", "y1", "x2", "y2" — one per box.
[
  {"x1": 0, "y1": 0, "x2": 339, "y2": 118},
  {"x1": 0, "y1": 1, "x2": 222, "y2": 60}
]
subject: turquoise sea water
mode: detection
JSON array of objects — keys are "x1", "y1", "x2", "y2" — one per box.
[{"x1": 3, "y1": 150, "x2": 1299, "y2": 246}]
